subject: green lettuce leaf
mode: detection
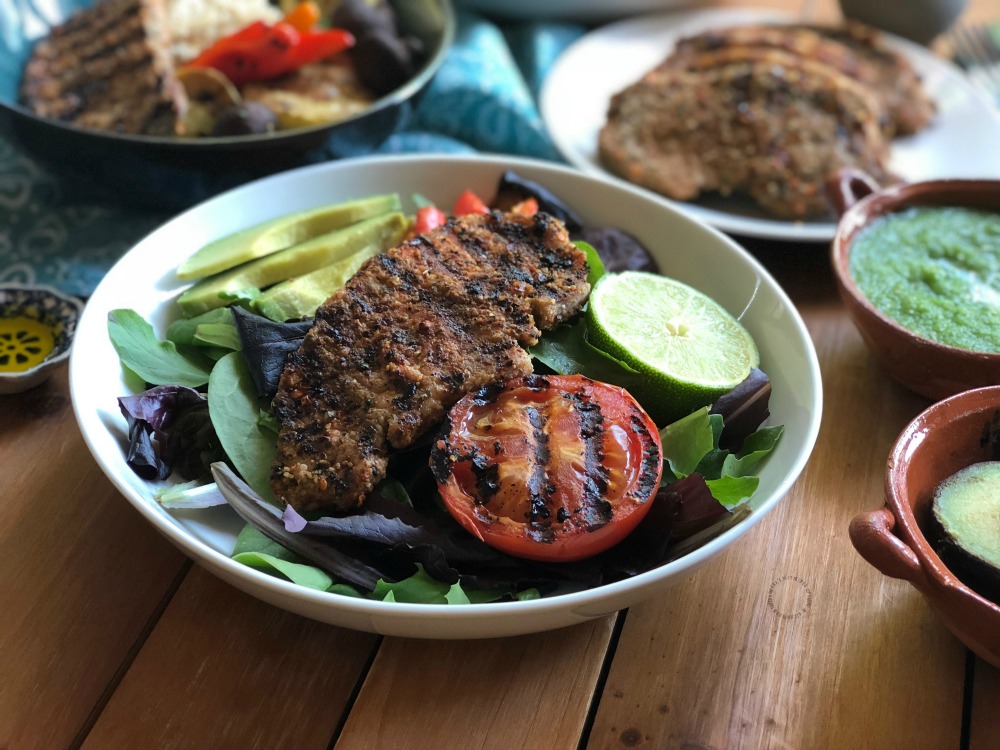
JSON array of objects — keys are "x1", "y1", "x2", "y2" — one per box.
[
  {"x1": 705, "y1": 476, "x2": 760, "y2": 509},
  {"x1": 660, "y1": 407, "x2": 715, "y2": 480},
  {"x1": 529, "y1": 318, "x2": 644, "y2": 391},
  {"x1": 108, "y1": 309, "x2": 214, "y2": 387},
  {"x1": 234, "y1": 551, "x2": 334, "y2": 591},
  {"x1": 208, "y1": 352, "x2": 277, "y2": 502}
]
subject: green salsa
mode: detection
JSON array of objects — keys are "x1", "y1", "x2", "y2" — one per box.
[{"x1": 849, "y1": 206, "x2": 1000, "y2": 352}]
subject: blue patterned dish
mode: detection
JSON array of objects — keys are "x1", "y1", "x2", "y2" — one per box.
[
  {"x1": 0, "y1": 0, "x2": 454, "y2": 210},
  {"x1": 0, "y1": 284, "x2": 84, "y2": 394}
]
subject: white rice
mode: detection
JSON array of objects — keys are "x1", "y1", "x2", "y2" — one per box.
[{"x1": 165, "y1": 0, "x2": 282, "y2": 63}]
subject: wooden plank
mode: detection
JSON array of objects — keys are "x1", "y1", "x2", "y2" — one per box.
[
  {"x1": 0, "y1": 369, "x2": 187, "y2": 749},
  {"x1": 971, "y1": 660, "x2": 1000, "y2": 748},
  {"x1": 585, "y1": 265, "x2": 969, "y2": 748},
  {"x1": 82, "y1": 566, "x2": 379, "y2": 749},
  {"x1": 336, "y1": 617, "x2": 615, "y2": 750}
]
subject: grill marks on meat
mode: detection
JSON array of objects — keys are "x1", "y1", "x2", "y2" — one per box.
[
  {"x1": 598, "y1": 21, "x2": 934, "y2": 219},
  {"x1": 271, "y1": 211, "x2": 590, "y2": 512},
  {"x1": 20, "y1": 0, "x2": 186, "y2": 135},
  {"x1": 599, "y1": 47, "x2": 890, "y2": 219},
  {"x1": 668, "y1": 22, "x2": 935, "y2": 137}
]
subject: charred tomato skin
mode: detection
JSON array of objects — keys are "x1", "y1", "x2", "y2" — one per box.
[{"x1": 430, "y1": 374, "x2": 663, "y2": 562}]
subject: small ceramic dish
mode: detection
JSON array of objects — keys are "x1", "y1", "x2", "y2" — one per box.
[
  {"x1": 828, "y1": 173, "x2": 1000, "y2": 401},
  {"x1": 0, "y1": 284, "x2": 84, "y2": 395},
  {"x1": 849, "y1": 385, "x2": 1000, "y2": 668}
]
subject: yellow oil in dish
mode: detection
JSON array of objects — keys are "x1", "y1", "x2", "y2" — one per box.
[{"x1": 0, "y1": 316, "x2": 56, "y2": 373}]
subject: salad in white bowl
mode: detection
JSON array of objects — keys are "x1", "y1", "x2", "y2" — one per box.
[{"x1": 70, "y1": 154, "x2": 822, "y2": 638}]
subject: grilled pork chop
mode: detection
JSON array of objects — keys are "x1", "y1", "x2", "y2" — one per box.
[
  {"x1": 668, "y1": 23, "x2": 934, "y2": 137},
  {"x1": 271, "y1": 211, "x2": 591, "y2": 512},
  {"x1": 20, "y1": 0, "x2": 187, "y2": 135},
  {"x1": 599, "y1": 47, "x2": 890, "y2": 219}
]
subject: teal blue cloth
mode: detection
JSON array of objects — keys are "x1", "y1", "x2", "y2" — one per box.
[{"x1": 0, "y1": 11, "x2": 584, "y2": 297}]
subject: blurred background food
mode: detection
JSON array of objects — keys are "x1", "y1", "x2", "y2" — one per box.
[
  {"x1": 598, "y1": 20, "x2": 936, "y2": 220},
  {"x1": 18, "y1": 0, "x2": 428, "y2": 138},
  {"x1": 0, "y1": 0, "x2": 454, "y2": 208}
]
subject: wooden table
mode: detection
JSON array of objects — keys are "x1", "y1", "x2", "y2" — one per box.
[{"x1": 4, "y1": 1, "x2": 999, "y2": 747}]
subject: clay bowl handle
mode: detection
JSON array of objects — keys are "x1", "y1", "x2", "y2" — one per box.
[
  {"x1": 825, "y1": 168, "x2": 882, "y2": 217},
  {"x1": 849, "y1": 506, "x2": 929, "y2": 589}
]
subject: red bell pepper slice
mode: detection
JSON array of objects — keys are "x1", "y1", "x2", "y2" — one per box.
[{"x1": 188, "y1": 21, "x2": 354, "y2": 87}]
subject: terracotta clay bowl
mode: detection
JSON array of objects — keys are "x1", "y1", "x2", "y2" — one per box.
[
  {"x1": 849, "y1": 385, "x2": 1000, "y2": 667},
  {"x1": 829, "y1": 173, "x2": 1000, "y2": 401}
]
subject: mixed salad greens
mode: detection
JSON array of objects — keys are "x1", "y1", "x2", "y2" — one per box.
[{"x1": 110, "y1": 171, "x2": 782, "y2": 604}]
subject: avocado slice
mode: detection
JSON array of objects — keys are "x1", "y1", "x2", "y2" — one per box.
[
  {"x1": 253, "y1": 232, "x2": 404, "y2": 322},
  {"x1": 177, "y1": 211, "x2": 409, "y2": 317},
  {"x1": 928, "y1": 461, "x2": 1000, "y2": 604},
  {"x1": 176, "y1": 193, "x2": 402, "y2": 281}
]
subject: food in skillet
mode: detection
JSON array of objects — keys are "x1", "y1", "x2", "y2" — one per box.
[
  {"x1": 19, "y1": 0, "x2": 422, "y2": 137},
  {"x1": 598, "y1": 21, "x2": 934, "y2": 219},
  {"x1": 108, "y1": 173, "x2": 783, "y2": 601}
]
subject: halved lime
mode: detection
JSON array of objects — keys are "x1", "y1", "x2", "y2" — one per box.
[{"x1": 587, "y1": 271, "x2": 759, "y2": 425}]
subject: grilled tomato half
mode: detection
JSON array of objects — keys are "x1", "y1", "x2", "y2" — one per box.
[{"x1": 430, "y1": 374, "x2": 663, "y2": 562}]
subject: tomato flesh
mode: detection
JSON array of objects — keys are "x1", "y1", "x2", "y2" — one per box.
[
  {"x1": 452, "y1": 189, "x2": 490, "y2": 216},
  {"x1": 430, "y1": 374, "x2": 663, "y2": 562}
]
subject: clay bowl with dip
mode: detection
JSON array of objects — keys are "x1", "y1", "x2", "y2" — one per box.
[
  {"x1": 828, "y1": 173, "x2": 1000, "y2": 401},
  {"x1": 849, "y1": 385, "x2": 1000, "y2": 668}
]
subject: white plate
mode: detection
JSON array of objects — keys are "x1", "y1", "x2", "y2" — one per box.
[
  {"x1": 540, "y1": 7, "x2": 1000, "y2": 242},
  {"x1": 454, "y1": 0, "x2": 693, "y2": 22},
  {"x1": 70, "y1": 154, "x2": 822, "y2": 639}
]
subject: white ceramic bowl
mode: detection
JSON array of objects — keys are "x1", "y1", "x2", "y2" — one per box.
[
  {"x1": 454, "y1": 0, "x2": 692, "y2": 22},
  {"x1": 69, "y1": 154, "x2": 822, "y2": 639}
]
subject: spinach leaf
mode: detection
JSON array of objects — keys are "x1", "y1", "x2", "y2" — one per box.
[
  {"x1": 705, "y1": 476, "x2": 760, "y2": 509},
  {"x1": 193, "y1": 322, "x2": 241, "y2": 352},
  {"x1": 208, "y1": 352, "x2": 278, "y2": 502},
  {"x1": 659, "y1": 407, "x2": 715, "y2": 480},
  {"x1": 529, "y1": 318, "x2": 644, "y2": 392},
  {"x1": 576, "y1": 240, "x2": 605, "y2": 288},
  {"x1": 166, "y1": 308, "x2": 235, "y2": 346},
  {"x1": 234, "y1": 551, "x2": 334, "y2": 591},
  {"x1": 722, "y1": 426, "x2": 785, "y2": 478},
  {"x1": 108, "y1": 309, "x2": 214, "y2": 387},
  {"x1": 374, "y1": 565, "x2": 459, "y2": 604}
]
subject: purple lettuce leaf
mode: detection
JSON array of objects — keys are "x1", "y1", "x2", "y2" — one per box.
[
  {"x1": 230, "y1": 306, "x2": 312, "y2": 399},
  {"x1": 118, "y1": 385, "x2": 217, "y2": 480},
  {"x1": 710, "y1": 368, "x2": 772, "y2": 451}
]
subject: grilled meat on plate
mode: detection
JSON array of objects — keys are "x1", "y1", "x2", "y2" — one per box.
[
  {"x1": 599, "y1": 46, "x2": 890, "y2": 219},
  {"x1": 667, "y1": 23, "x2": 934, "y2": 137},
  {"x1": 20, "y1": 0, "x2": 187, "y2": 135},
  {"x1": 271, "y1": 211, "x2": 591, "y2": 512}
]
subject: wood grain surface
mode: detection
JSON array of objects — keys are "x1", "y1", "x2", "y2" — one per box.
[{"x1": 2, "y1": 0, "x2": 999, "y2": 747}]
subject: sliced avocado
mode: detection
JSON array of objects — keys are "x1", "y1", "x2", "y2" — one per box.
[
  {"x1": 177, "y1": 212, "x2": 408, "y2": 317},
  {"x1": 928, "y1": 461, "x2": 1000, "y2": 604},
  {"x1": 177, "y1": 193, "x2": 402, "y2": 281},
  {"x1": 253, "y1": 227, "x2": 406, "y2": 322}
]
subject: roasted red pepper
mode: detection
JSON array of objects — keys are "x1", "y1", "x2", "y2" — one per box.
[{"x1": 188, "y1": 20, "x2": 354, "y2": 87}]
